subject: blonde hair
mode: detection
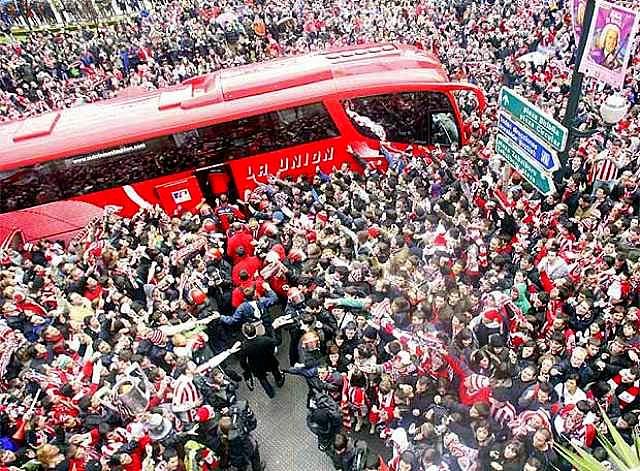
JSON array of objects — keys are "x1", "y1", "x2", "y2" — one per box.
[
  {"x1": 36, "y1": 444, "x2": 61, "y2": 466},
  {"x1": 598, "y1": 24, "x2": 620, "y2": 53},
  {"x1": 172, "y1": 333, "x2": 187, "y2": 347}
]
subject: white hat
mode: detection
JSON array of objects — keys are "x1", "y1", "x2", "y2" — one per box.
[
  {"x1": 396, "y1": 351, "x2": 412, "y2": 367},
  {"x1": 128, "y1": 422, "x2": 145, "y2": 439},
  {"x1": 146, "y1": 414, "x2": 172, "y2": 441},
  {"x1": 265, "y1": 251, "x2": 280, "y2": 264}
]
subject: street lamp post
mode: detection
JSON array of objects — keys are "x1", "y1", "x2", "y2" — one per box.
[{"x1": 599, "y1": 94, "x2": 629, "y2": 147}]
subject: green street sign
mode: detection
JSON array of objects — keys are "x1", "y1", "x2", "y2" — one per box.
[
  {"x1": 495, "y1": 134, "x2": 556, "y2": 195},
  {"x1": 500, "y1": 87, "x2": 568, "y2": 152}
]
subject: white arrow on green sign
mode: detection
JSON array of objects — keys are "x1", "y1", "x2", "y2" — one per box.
[
  {"x1": 500, "y1": 87, "x2": 568, "y2": 152},
  {"x1": 495, "y1": 134, "x2": 556, "y2": 195}
]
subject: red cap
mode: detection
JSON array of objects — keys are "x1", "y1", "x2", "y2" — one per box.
[
  {"x1": 483, "y1": 310, "x2": 502, "y2": 323},
  {"x1": 368, "y1": 226, "x2": 381, "y2": 238},
  {"x1": 197, "y1": 405, "x2": 215, "y2": 423},
  {"x1": 189, "y1": 288, "x2": 207, "y2": 306}
]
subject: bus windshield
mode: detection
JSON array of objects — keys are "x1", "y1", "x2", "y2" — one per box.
[{"x1": 342, "y1": 91, "x2": 460, "y2": 146}]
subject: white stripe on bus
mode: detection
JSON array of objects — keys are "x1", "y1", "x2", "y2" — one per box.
[{"x1": 123, "y1": 185, "x2": 153, "y2": 209}]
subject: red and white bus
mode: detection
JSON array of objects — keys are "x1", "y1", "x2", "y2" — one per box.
[{"x1": 0, "y1": 43, "x2": 485, "y2": 247}]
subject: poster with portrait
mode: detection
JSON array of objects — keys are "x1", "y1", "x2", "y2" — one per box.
[
  {"x1": 578, "y1": 0, "x2": 639, "y2": 88},
  {"x1": 571, "y1": 0, "x2": 587, "y2": 43}
]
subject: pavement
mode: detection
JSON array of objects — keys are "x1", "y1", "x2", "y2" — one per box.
[
  {"x1": 233, "y1": 336, "x2": 391, "y2": 471},
  {"x1": 235, "y1": 342, "x2": 336, "y2": 471}
]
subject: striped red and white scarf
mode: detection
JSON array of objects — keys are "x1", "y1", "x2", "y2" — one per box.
[
  {"x1": 340, "y1": 374, "x2": 352, "y2": 431},
  {"x1": 443, "y1": 432, "x2": 479, "y2": 471},
  {"x1": 0, "y1": 329, "x2": 27, "y2": 388},
  {"x1": 370, "y1": 298, "x2": 392, "y2": 321},
  {"x1": 608, "y1": 374, "x2": 640, "y2": 409},
  {"x1": 21, "y1": 369, "x2": 65, "y2": 390},
  {"x1": 490, "y1": 401, "x2": 517, "y2": 428},
  {"x1": 173, "y1": 238, "x2": 208, "y2": 265}
]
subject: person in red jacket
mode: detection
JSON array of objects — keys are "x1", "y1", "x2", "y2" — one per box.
[
  {"x1": 232, "y1": 271, "x2": 266, "y2": 308},
  {"x1": 110, "y1": 434, "x2": 152, "y2": 471},
  {"x1": 83, "y1": 277, "x2": 103, "y2": 303},
  {"x1": 231, "y1": 248, "x2": 262, "y2": 286},
  {"x1": 68, "y1": 444, "x2": 89, "y2": 471},
  {"x1": 227, "y1": 223, "x2": 255, "y2": 265}
]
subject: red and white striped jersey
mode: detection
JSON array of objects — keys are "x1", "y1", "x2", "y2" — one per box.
[{"x1": 589, "y1": 157, "x2": 619, "y2": 184}]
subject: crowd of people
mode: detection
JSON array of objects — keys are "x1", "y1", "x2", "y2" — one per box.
[
  {"x1": 3, "y1": 0, "x2": 637, "y2": 124},
  {"x1": 0, "y1": 0, "x2": 143, "y2": 31},
  {"x1": 2, "y1": 0, "x2": 640, "y2": 470}
]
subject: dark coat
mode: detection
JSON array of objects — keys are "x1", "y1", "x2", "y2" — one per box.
[{"x1": 239, "y1": 335, "x2": 279, "y2": 377}]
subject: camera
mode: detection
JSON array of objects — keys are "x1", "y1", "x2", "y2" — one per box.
[{"x1": 227, "y1": 400, "x2": 257, "y2": 442}]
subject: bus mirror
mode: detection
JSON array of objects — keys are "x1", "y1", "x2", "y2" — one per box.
[{"x1": 447, "y1": 84, "x2": 487, "y2": 116}]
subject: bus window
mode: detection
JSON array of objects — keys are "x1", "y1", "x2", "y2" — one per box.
[
  {"x1": 430, "y1": 112, "x2": 460, "y2": 146},
  {"x1": 343, "y1": 91, "x2": 459, "y2": 146},
  {"x1": 0, "y1": 103, "x2": 339, "y2": 213},
  {"x1": 0, "y1": 138, "x2": 179, "y2": 213},
  {"x1": 196, "y1": 102, "x2": 338, "y2": 160}
]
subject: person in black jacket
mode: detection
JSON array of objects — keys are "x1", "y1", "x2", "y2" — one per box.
[
  {"x1": 331, "y1": 433, "x2": 356, "y2": 471},
  {"x1": 306, "y1": 298, "x2": 338, "y2": 352},
  {"x1": 194, "y1": 367, "x2": 238, "y2": 410},
  {"x1": 239, "y1": 318, "x2": 291, "y2": 398},
  {"x1": 212, "y1": 415, "x2": 263, "y2": 471},
  {"x1": 306, "y1": 389, "x2": 343, "y2": 452},
  {"x1": 526, "y1": 428, "x2": 558, "y2": 470}
]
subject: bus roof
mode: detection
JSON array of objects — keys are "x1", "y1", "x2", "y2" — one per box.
[{"x1": 0, "y1": 43, "x2": 449, "y2": 170}]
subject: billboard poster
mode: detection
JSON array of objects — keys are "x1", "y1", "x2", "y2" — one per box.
[
  {"x1": 579, "y1": 0, "x2": 639, "y2": 88},
  {"x1": 571, "y1": 0, "x2": 588, "y2": 44}
]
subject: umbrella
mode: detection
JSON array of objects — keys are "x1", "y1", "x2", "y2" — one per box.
[
  {"x1": 517, "y1": 51, "x2": 550, "y2": 66},
  {"x1": 215, "y1": 12, "x2": 237, "y2": 25}
]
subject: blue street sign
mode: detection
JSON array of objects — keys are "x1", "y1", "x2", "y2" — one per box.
[
  {"x1": 495, "y1": 134, "x2": 556, "y2": 196},
  {"x1": 499, "y1": 87, "x2": 568, "y2": 152},
  {"x1": 497, "y1": 112, "x2": 561, "y2": 172}
]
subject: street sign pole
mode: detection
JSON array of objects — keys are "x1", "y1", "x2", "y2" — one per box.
[{"x1": 557, "y1": 0, "x2": 597, "y2": 180}]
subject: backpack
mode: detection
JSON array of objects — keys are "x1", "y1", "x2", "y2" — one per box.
[{"x1": 307, "y1": 391, "x2": 342, "y2": 434}]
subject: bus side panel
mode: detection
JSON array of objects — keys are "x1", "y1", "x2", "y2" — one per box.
[{"x1": 71, "y1": 169, "x2": 199, "y2": 217}]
